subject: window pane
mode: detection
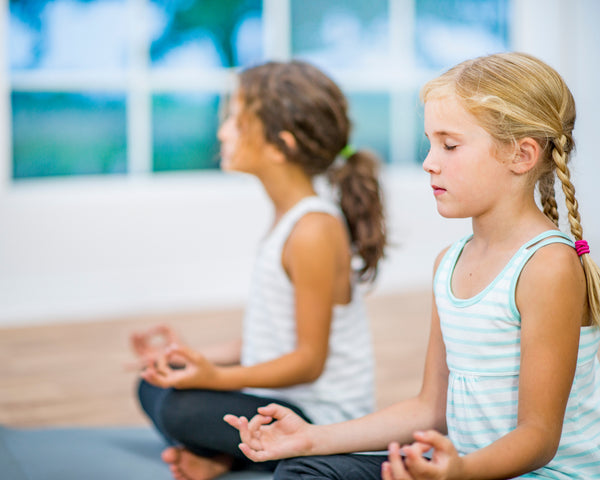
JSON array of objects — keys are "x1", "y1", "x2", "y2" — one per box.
[
  {"x1": 9, "y1": 0, "x2": 128, "y2": 71},
  {"x1": 12, "y1": 92, "x2": 127, "y2": 179},
  {"x1": 152, "y1": 94, "x2": 221, "y2": 172},
  {"x1": 150, "y1": 0, "x2": 263, "y2": 69},
  {"x1": 416, "y1": 0, "x2": 510, "y2": 70},
  {"x1": 348, "y1": 93, "x2": 390, "y2": 165},
  {"x1": 291, "y1": 0, "x2": 389, "y2": 72}
]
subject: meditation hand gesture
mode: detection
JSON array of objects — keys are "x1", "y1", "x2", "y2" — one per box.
[
  {"x1": 129, "y1": 324, "x2": 182, "y2": 368},
  {"x1": 224, "y1": 403, "x2": 313, "y2": 462},
  {"x1": 140, "y1": 344, "x2": 219, "y2": 390},
  {"x1": 382, "y1": 431, "x2": 462, "y2": 480}
]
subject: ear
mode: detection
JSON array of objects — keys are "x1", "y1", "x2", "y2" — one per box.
[
  {"x1": 267, "y1": 131, "x2": 297, "y2": 165},
  {"x1": 278, "y1": 131, "x2": 297, "y2": 152},
  {"x1": 510, "y1": 137, "x2": 541, "y2": 175}
]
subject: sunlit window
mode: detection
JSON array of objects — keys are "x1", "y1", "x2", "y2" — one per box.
[
  {"x1": 7, "y1": 0, "x2": 510, "y2": 180},
  {"x1": 152, "y1": 93, "x2": 221, "y2": 172}
]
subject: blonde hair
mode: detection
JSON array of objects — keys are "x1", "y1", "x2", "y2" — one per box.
[{"x1": 421, "y1": 52, "x2": 600, "y2": 326}]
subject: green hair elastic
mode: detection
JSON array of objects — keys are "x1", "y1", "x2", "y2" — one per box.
[{"x1": 339, "y1": 145, "x2": 357, "y2": 159}]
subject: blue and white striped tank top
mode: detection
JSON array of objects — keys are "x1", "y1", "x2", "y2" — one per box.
[{"x1": 434, "y1": 230, "x2": 600, "y2": 479}]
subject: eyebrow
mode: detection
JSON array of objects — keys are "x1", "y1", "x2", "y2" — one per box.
[{"x1": 424, "y1": 130, "x2": 463, "y2": 139}]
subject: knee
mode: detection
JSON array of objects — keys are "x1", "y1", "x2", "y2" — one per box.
[
  {"x1": 137, "y1": 379, "x2": 161, "y2": 414},
  {"x1": 274, "y1": 457, "x2": 326, "y2": 479},
  {"x1": 158, "y1": 389, "x2": 204, "y2": 440}
]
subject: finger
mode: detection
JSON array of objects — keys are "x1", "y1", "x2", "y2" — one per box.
[
  {"x1": 247, "y1": 414, "x2": 274, "y2": 432},
  {"x1": 234, "y1": 416, "x2": 256, "y2": 446},
  {"x1": 257, "y1": 403, "x2": 292, "y2": 420},
  {"x1": 130, "y1": 333, "x2": 146, "y2": 355},
  {"x1": 403, "y1": 441, "x2": 432, "y2": 458},
  {"x1": 154, "y1": 353, "x2": 172, "y2": 375},
  {"x1": 403, "y1": 453, "x2": 438, "y2": 478},
  {"x1": 403, "y1": 436, "x2": 443, "y2": 477},
  {"x1": 159, "y1": 325, "x2": 180, "y2": 343},
  {"x1": 381, "y1": 462, "x2": 398, "y2": 480},
  {"x1": 413, "y1": 430, "x2": 449, "y2": 451},
  {"x1": 387, "y1": 442, "x2": 410, "y2": 479},
  {"x1": 223, "y1": 414, "x2": 241, "y2": 430},
  {"x1": 238, "y1": 442, "x2": 272, "y2": 462},
  {"x1": 237, "y1": 416, "x2": 266, "y2": 453},
  {"x1": 123, "y1": 358, "x2": 147, "y2": 372},
  {"x1": 166, "y1": 344, "x2": 198, "y2": 364},
  {"x1": 141, "y1": 368, "x2": 168, "y2": 388},
  {"x1": 166, "y1": 344, "x2": 192, "y2": 360}
]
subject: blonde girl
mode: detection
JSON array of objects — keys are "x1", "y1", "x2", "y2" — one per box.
[
  {"x1": 226, "y1": 52, "x2": 600, "y2": 479},
  {"x1": 129, "y1": 60, "x2": 387, "y2": 480}
]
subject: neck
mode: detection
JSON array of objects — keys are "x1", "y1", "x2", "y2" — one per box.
[
  {"x1": 259, "y1": 167, "x2": 317, "y2": 219},
  {"x1": 470, "y1": 195, "x2": 556, "y2": 250}
]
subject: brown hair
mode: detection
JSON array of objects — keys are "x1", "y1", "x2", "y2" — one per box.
[
  {"x1": 238, "y1": 60, "x2": 386, "y2": 282},
  {"x1": 421, "y1": 52, "x2": 600, "y2": 326}
]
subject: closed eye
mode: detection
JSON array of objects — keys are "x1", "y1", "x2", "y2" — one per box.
[{"x1": 444, "y1": 144, "x2": 457, "y2": 151}]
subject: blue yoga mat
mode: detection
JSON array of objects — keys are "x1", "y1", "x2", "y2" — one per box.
[{"x1": 0, "y1": 425, "x2": 272, "y2": 480}]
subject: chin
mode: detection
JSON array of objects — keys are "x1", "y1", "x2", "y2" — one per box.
[
  {"x1": 436, "y1": 206, "x2": 468, "y2": 219},
  {"x1": 220, "y1": 159, "x2": 233, "y2": 172}
]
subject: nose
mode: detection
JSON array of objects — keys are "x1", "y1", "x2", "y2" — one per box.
[
  {"x1": 217, "y1": 117, "x2": 231, "y2": 142},
  {"x1": 422, "y1": 149, "x2": 440, "y2": 174}
]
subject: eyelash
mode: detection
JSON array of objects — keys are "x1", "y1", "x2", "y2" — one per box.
[{"x1": 444, "y1": 144, "x2": 457, "y2": 151}]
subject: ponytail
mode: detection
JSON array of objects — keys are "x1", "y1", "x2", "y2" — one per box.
[
  {"x1": 551, "y1": 136, "x2": 600, "y2": 326},
  {"x1": 328, "y1": 149, "x2": 386, "y2": 282}
]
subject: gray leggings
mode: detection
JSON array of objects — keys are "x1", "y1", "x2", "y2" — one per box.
[
  {"x1": 274, "y1": 454, "x2": 389, "y2": 480},
  {"x1": 137, "y1": 380, "x2": 311, "y2": 471}
]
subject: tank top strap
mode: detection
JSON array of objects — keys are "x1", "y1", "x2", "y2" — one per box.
[
  {"x1": 507, "y1": 230, "x2": 575, "y2": 318},
  {"x1": 434, "y1": 234, "x2": 473, "y2": 287},
  {"x1": 522, "y1": 229, "x2": 574, "y2": 250},
  {"x1": 513, "y1": 229, "x2": 574, "y2": 273},
  {"x1": 268, "y1": 196, "x2": 342, "y2": 248}
]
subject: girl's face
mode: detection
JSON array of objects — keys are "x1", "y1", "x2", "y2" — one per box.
[
  {"x1": 422, "y1": 95, "x2": 511, "y2": 219},
  {"x1": 217, "y1": 94, "x2": 266, "y2": 174}
]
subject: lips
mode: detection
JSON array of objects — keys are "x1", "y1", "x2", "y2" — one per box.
[{"x1": 431, "y1": 185, "x2": 446, "y2": 196}]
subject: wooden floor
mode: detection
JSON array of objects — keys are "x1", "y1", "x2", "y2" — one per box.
[{"x1": 0, "y1": 291, "x2": 432, "y2": 427}]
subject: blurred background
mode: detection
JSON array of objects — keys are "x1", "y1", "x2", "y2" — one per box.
[{"x1": 1, "y1": 0, "x2": 598, "y2": 326}]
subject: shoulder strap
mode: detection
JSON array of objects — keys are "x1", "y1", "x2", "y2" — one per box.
[
  {"x1": 433, "y1": 234, "x2": 473, "y2": 289},
  {"x1": 508, "y1": 230, "x2": 575, "y2": 317},
  {"x1": 269, "y1": 196, "x2": 341, "y2": 247}
]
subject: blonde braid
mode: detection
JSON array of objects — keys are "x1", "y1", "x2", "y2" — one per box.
[
  {"x1": 552, "y1": 135, "x2": 600, "y2": 326},
  {"x1": 538, "y1": 172, "x2": 559, "y2": 226},
  {"x1": 552, "y1": 135, "x2": 582, "y2": 238}
]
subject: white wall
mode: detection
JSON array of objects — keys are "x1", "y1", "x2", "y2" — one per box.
[
  {"x1": 0, "y1": 0, "x2": 598, "y2": 326},
  {"x1": 0, "y1": 169, "x2": 471, "y2": 325}
]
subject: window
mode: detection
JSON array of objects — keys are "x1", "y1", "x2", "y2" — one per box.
[{"x1": 6, "y1": 0, "x2": 510, "y2": 180}]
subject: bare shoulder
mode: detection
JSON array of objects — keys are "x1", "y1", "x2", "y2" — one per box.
[
  {"x1": 521, "y1": 241, "x2": 584, "y2": 287},
  {"x1": 433, "y1": 245, "x2": 452, "y2": 272},
  {"x1": 287, "y1": 211, "x2": 348, "y2": 249},
  {"x1": 518, "y1": 241, "x2": 587, "y2": 323}
]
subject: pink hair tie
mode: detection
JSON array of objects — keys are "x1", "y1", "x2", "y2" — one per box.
[{"x1": 575, "y1": 239, "x2": 590, "y2": 257}]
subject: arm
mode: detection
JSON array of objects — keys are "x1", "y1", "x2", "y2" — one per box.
[
  {"x1": 391, "y1": 243, "x2": 586, "y2": 480},
  {"x1": 144, "y1": 212, "x2": 352, "y2": 390},
  {"x1": 225, "y1": 251, "x2": 450, "y2": 460},
  {"x1": 199, "y1": 338, "x2": 242, "y2": 366}
]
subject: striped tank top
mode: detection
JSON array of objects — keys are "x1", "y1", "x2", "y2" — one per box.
[
  {"x1": 434, "y1": 230, "x2": 600, "y2": 478},
  {"x1": 242, "y1": 196, "x2": 375, "y2": 425}
]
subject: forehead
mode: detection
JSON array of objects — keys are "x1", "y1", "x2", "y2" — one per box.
[{"x1": 424, "y1": 95, "x2": 481, "y2": 135}]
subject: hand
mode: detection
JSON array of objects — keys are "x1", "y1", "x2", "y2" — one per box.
[
  {"x1": 140, "y1": 344, "x2": 219, "y2": 389},
  {"x1": 129, "y1": 324, "x2": 182, "y2": 368},
  {"x1": 381, "y1": 431, "x2": 462, "y2": 480},
  {"x1": 224, "y1": 403, "x2": 313, "y2": 462}
]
